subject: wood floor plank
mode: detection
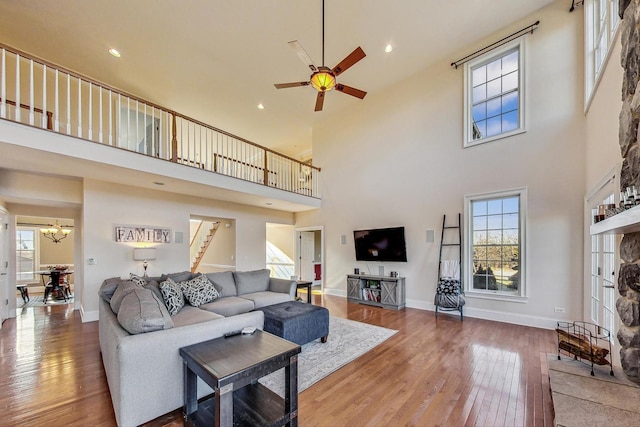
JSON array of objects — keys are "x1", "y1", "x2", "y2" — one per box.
[{"x1": 0, "y1": 294, "x2": 557, "y2": 426}]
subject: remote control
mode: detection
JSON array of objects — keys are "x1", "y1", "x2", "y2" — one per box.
[{"x1": 224, "y1": 330, "x2": 241, "y2": 338}]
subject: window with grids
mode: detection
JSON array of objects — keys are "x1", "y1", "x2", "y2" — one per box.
[
  {"x1": 585, "y1": 0, "x2": 619, "y2": 106},
  {"x1": 464, "y1": 38, "x2": 525, "y2": 147},
  {"x1": 465, "y1": 189, "x2": 526, "y2": 298},
  {"x1": 16, "y1": 228, "x2": 38, "y2": 283}
]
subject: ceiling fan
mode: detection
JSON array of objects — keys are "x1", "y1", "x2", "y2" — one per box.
[{"x1": 274, "y1": 0, "x2": 367, "y2": 112}]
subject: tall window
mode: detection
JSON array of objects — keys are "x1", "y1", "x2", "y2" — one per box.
[
  {"x1": 585, "y1": 0, "x2": 620, "y2": 107},
  {"x1": 16, "y1": 228, "x2": 38, "y2": 283},
  {"x1": 464, "y1": 38, "x2": 526, "y2": 147},
  {"x1": 465, "y1": 189, "x2": 527, "y2": 299}
]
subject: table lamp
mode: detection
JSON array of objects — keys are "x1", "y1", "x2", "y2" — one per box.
[{"x1": 133, "y1": 247, "x2": 157, "y2": 277}]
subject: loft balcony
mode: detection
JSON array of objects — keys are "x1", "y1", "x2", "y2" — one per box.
[{"x1": 0, "y1": 43, "x2": 320, "y2": 212}]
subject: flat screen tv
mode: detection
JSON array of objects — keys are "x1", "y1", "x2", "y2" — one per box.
[{"x1": 353, "y1": 226, "x2": 408, "y2": 262}]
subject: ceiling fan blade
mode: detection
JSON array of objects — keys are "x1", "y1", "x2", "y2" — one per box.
[
  {"x1": 274, "y1": 81, "x2": 310, "y2": 89},
  {"x1": 336, "y1": 84, "x2": 367, "y2": 99},
  {"x1": 289, "y1": 40, "x2": 318, "y2": 72},
  {"x1": 314, "y1": 92, "x2": 325, "y2": 112},
  {"x1": 332, "y1": 47, "x2": 366, "y2": 76}
]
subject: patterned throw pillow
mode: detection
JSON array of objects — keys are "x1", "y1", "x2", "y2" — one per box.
[
  {"x1": 436, "y1": 278, "x2": 460, "y2": 295},
  {"x1": 180, "y1": 274, "x2": 221, "y2": 307},
  {"x1": 130, "y1": 274, "x2": 146, "y2": 287},
  {"x1": 159, "y1": 278, "x2": 185, "y2": 316}
]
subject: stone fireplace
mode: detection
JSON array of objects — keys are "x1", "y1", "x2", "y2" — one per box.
[{"x1": 617, "y1": 0, "x2": 640, "y2": 383}]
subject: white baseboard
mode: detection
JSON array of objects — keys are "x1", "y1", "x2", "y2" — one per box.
[
  {"x1": 80, "y1": 306, "x2": 98, "y2": 323},
  {"x1": 325, "y1": 291, "x2": 560, "y2": 330},
  {"x1": 324, "y1": 288, "x2": 346, "y2": 297}
]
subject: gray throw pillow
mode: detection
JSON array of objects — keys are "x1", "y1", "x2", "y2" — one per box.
[
  {"x1": 98, "y1": 277, "x2": 123, "y2": 302},
  {"x1": 159, "y1": 278, "x2": 185, "y2": 316},
  {"x1": 205, "y1": 271, "x2": 237, "y2": 297},
  {"x1": 110, "y1": 280, "x2": 141, "y2": 314},
  {"x1": 117, "y1": 287, "x2": 174, "y2": 334},
  {"x1": 180, "y1": 274, "x2": 221, "y2": 307},
  {"x1": 160, "y1": 271, "x2": 195, "y2": 283},
  {"x1": 234, "y1": 269, "x2": 271, "y2": 295},
  {"x1": 144, "y1": 280, "x2": 164, "y2": 304}
]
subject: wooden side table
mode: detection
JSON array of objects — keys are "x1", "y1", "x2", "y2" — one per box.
[
  {"x1": 296, "y1": 281, "x2": 313, "y2": 304},
  {"x1": 180, "y1": 330, "x2": 301, "y2": 427}
]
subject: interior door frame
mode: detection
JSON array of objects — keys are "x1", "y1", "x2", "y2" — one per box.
[
  {"x1": 295, "y1": 226, "x2": 324, "y2": 293},
  {"x1": 583, "y1": 166, "x2": 620, "y2": 365},
  {"x1": 0, "y1": 206, "x2": 8, "y2": 327}
]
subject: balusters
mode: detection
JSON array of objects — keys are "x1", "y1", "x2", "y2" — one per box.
[
  {"x1": 29, "y1": 59, "x2": 34, "y2": 125},
  {"x1": 54, "y1": 70, "x2": 59, "y2": 131},
  {"x1": 108, "y1": 90, "x2": 113, "y2": 145},
  {"x1": 15, "y1": 54, "x2": 20, "y2": 122},
  {"x1": 99, "y1": 87, "x2": 103, "y2": 143},
  {"x1": 77, "y1": 78, "x2": 82, "y2": 137},
  {"x1": 88, "y1": 82, "x2": 93, "y2": 140},
  {"x1": 0, "y1": 44, "x2": 319, "y2": 198},
  {"x1": 66, "y1": 74, "x2": 70, "y2": 135},
  {"x1": 1, "y1": 48, "x2": 5, "y2": 119},
  {"x1": 126, "y1": 97, "x2": 131, "y2": 150},
  {"x1": 42, "y1": 64, "x2": 47, "y2": 128},
  {"x1": 150, "y1": 106, "x2": 154, "y2": 156},
  {"x1": 135, "y1": 100, "x2": 139, "y2": 152}
]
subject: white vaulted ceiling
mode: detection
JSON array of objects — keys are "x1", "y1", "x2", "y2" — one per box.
[{"x1": 0, "y1": 0, "x2": 555, "y2": 158}]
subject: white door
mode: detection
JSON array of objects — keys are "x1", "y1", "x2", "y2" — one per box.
[
  {"x1": 587, "y1": 189, "x2": 616, "y2": 335},
  {"x1": 299, "y1": 232, "x2": 315, "y2": 282},
  {"x1": 0, "y1": 209, "x2": 8, "y2": 326}
]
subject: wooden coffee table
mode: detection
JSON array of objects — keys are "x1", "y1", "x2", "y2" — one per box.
[{"x1": 180, "y1": 330, "x2": 301, "y2": 427}]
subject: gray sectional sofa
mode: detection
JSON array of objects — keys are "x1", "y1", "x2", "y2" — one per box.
[{"x1": 98, "y1": 269, "x2": 295, "y2": 427}]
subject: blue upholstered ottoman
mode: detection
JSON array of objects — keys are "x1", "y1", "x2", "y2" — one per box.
[{"x1": 259, "y1": 301, "x2": 329, "y2": 345}]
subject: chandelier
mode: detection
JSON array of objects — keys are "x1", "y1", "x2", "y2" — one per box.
[{"x1": 40, "y1": 220, "x2": 72, "y2": 243}]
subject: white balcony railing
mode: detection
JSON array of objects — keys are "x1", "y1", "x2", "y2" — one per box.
[{"x1": 0, "y1": 43, "x2": 321, "y2": 198}]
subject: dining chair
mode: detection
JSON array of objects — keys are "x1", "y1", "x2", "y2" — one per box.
[{"x1": 44, "y1": 271, "x2": 69, "y2": 303}]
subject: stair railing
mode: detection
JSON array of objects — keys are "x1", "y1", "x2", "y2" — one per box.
[{"x1": 0, "y1": 42, "x2": 321, "y2": 198}]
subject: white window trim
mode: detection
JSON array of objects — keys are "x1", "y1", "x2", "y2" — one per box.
[
  {"x1": 463, "y1": 37, "x2": 527, "y2": 148},
  {"x1": 463, "y1": 187, "x2": 528, "y2": 302},
  {"x1": 16, "y1": 226, "x2": 40, "y2": 285},
  {"x1": 584, "y1": 0, "x2": 621, "y2": 112}
]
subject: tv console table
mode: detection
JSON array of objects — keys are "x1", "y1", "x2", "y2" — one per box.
[{"x1": 347, "y1": 274, "x2": 406, "y2": 310}]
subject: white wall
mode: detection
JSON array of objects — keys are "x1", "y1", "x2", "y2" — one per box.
[
  {"x1": 584, "y1": 32, "x2": 623, "y2": 191},
  {"x1": 81, "y1": 179, "x2": 294, "y2": 320},
  {"x1": 198, "y1": 219, "x2": 237, "y2": 272},
  {"x1": 266, "y1": 223, "x2": 295, "y2": 260},
  {"x1": 296, "y1": 1, "x2": 586, "y2": 327}
]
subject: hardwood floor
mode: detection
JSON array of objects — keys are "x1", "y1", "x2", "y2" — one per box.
[{"x1": 0, "y1": 294, "x2": 556, "y2": 426}]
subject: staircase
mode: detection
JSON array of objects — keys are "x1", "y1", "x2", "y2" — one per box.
[{"x1": 190, "y1": 221, "x2": 220, "y2": 272}]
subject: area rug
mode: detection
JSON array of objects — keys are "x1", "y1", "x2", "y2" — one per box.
[
  {"x1": 16, "y1": 295, "x2": 74, "y2": 308},
  {"x1": 259, "y1": 316, "x2": 397, "y2": 397}
]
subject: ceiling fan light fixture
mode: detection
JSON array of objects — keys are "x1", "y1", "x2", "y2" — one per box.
[{"x1": 310, "y1": 68, "x2": 336, "y2": 92}]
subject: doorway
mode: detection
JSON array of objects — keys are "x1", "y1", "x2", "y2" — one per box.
[
  {"x1": 0, "y1": 207, "x2": 8, "y2": 326},
  {"x1": 189, "y1": 216, "x2": 236, "y2": 274},
  {"x1": 584, "y1": 170, "x2": 618, "y2": 365},
  {"x1": 295, "y1": 226, "x2": 324, "y2": 293},
  {"x1": 15, "y1": 215, "x2": 75, "y2": 311}
]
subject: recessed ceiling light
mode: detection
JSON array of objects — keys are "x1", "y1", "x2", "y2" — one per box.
[
  {"x1": 385, "y1": 44, "x2": 393, "y2": 53},
  {"x1": 257, "y1": 103, "x2": 265, "y2": 110},
  {"x1": 109, "y1": 48, "x2": 121, "y2": 58}
]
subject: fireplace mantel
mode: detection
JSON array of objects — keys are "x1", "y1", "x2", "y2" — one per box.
[{"x1": 590, "y1": 205, "x2": 640, "y2": 235}]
